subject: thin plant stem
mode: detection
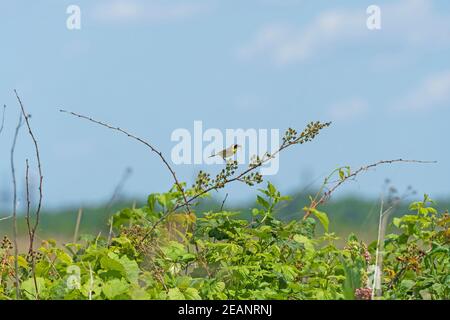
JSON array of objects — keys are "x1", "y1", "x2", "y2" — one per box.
[
  {"x1": 73, "y1": 208, "x2": 83, "y2": 243},
  {"x1": 59, "y1": 109, "x2": 192, "y2": 215},
  {"x1": 10, "y1": 112, "x2": 23, "y2": 299}
]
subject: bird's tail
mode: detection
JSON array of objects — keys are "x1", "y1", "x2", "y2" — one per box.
[{"x1": 209, "y1": 154, "x2": 216, "y2": 158}]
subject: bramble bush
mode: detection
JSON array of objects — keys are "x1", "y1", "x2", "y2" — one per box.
[
  {"x1": 1, "y1": 98, "x2": 448, "y2": 300},
  {"x1": 0, "y1": 183, "x2": 448, "y2": 300}
]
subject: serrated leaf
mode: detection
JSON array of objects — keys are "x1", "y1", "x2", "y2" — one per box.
[
  {"x1": 167, "y1": 287, "x2": 185, "y2": 300},
  {"x1": 183, "y1": 287, "x2": 201, "y2": 300},
  {"x1": 102, "y1": 278, "x2": 129, "y2": 299},
  {"x1": 212, "y1": 281, "x2": 225, "y2": 292},
  {"x1": 118, "y1": 255, "x2": 139, "y2": 284}
]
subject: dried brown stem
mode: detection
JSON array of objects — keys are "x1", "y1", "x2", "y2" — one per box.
[
  {"x1": 14, "y1": 90, "x2": 44, "y2": 300},
  {"x1": 59, "y1": 109, "x2": 192, "y2": 215},
  {"x1": 15, "y1": 90, "x2": 44, "y2": 257},
  {"x1": 10, "y1": 112, "x2": 23, "y2": 299},
  {"x1": 25, "y1": 159, "x2": 39, "y2": 299},
  {"x1": 220, "y1": 193, "x2": 228, "y2": 211},
  {"x1": 303, "y1": 159, "x2": 437, "y2": 219}
]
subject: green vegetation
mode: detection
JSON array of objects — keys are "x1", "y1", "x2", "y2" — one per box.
[
  {"x1": 1, "y1": 101, "x2": 448, "y2": 300},
  {"x1": 2, "y1": 189, "x2": 447, "y2": 243},
  {"x1": 0, "y1": 183, "x2": 448, "y2": 300}
]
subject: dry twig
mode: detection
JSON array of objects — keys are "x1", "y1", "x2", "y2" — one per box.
[
  {"x1": 59, "y1": 109, "x2": 192, "y2": 216},
  {"x1": 15, "y1": 90, "x2": 44, "y2": 256},
  {"x1": 10, "y1": 112, "x2": 23, "y2": 299},
  {"x1": 303, "y1": 159, "x2": 437, "y2": 219},
  {"x1": 220, "y1": 193, "x2": 228, "y2": 211},
  {"x1": 15, "y1": 90, "x2": 44, "y2": 299},
  {"x1": 25, "y1": 159, "x2": 39, "y2": 299}
]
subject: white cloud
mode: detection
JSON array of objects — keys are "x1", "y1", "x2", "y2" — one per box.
[
  {"x1": 237, "y1": 11, "x2": 364, "y2": 65},
  {"x1": 237, "y1": 0, "x2": 450, "y2": 65},
  {"x1": 327, "y1": 98, "x2": 369, "y2": 122},
  {"x1": 92, "y1": 0, "x2": 210, "y2": 23},
  {"x1": 393, "y1": 71, "x2": 450, "y2": 112}
]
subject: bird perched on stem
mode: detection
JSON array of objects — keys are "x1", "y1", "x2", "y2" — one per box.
[{"x1": 209, "y1": 144, "x2": 241, "y2": 159}]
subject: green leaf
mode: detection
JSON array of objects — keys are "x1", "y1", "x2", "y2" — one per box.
[
  {"x1": 102, "y1": 278, "x2": 130, "y2": 299},
  {"x1": 130, "y1": 287, "x2": 151, "y2": 300},
  {"x1": 56, "y1": 250, "x2": 73, "y2": 265},
  {"x1": 157, "y1": 193, "x2": 174, "y2": 210},
  {"x1": 212, "y1": 281, "x2": 225, "y2": 293},
  {"x1": 80, "y1": 277, "x2": 103, "y2": 299},
  {"x1": 340, "y1": 257, "x2": 361, "y2": 300},
  {"x1": 400, "y1": 279, "x2": 415, "y2": 291},
  {"x1": 252, "y1": 208, "x2": 261, "y2": 216},
  {"x1": 311, "y1": 209, "x2": 329, "y2": 232},
  {"x1": 267, "y1": 182, "x2": 276, "y2": 196},
  {"x1": 100, "y1": 252, "x2": 139, "y2": 283},
  {"x1": 161, "y1": 241, "x2": 194, "y2": 262},
  {"x1": 257, "y1": 195, "x2": 270, "y2": 210},
  {"x1": 339, "y1": 169, "x2": 345, "y2": 181},
  {"x1": 17, "y1": 256, "x2": 28, "y2": 268},
  {"x1": 100, "y1": 255, "x2": 125, "y2": 274},
  {"x1": 147, "y1": 194, "x2": 157, "y2": 212},
  {"x1": 183, "y1": 287, "x2": 201, "y2": 300},
  {"x1": 176, "y1": 276, "x2": 192, "y2": 290},
  {"x1": 293, "y1": 234, "x2": 315, "y2": 253},
  {"x1": 21, "y1": 277, "x2": 46, "y2": 300},
  {"x1": 167, "y1": 287, "x2": 185, "y2": 300},
  {"x1": 118, "y1": 255, "x2": 140, "y2": 284}
]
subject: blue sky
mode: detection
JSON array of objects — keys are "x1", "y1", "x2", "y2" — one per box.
[{"x1": 0, "y1": 0, "x2": 449, "y2": 209}]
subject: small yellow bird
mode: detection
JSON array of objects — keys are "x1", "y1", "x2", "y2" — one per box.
[{"x1": 209, "y1": 144, "x2": 241, "y2": 159}]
